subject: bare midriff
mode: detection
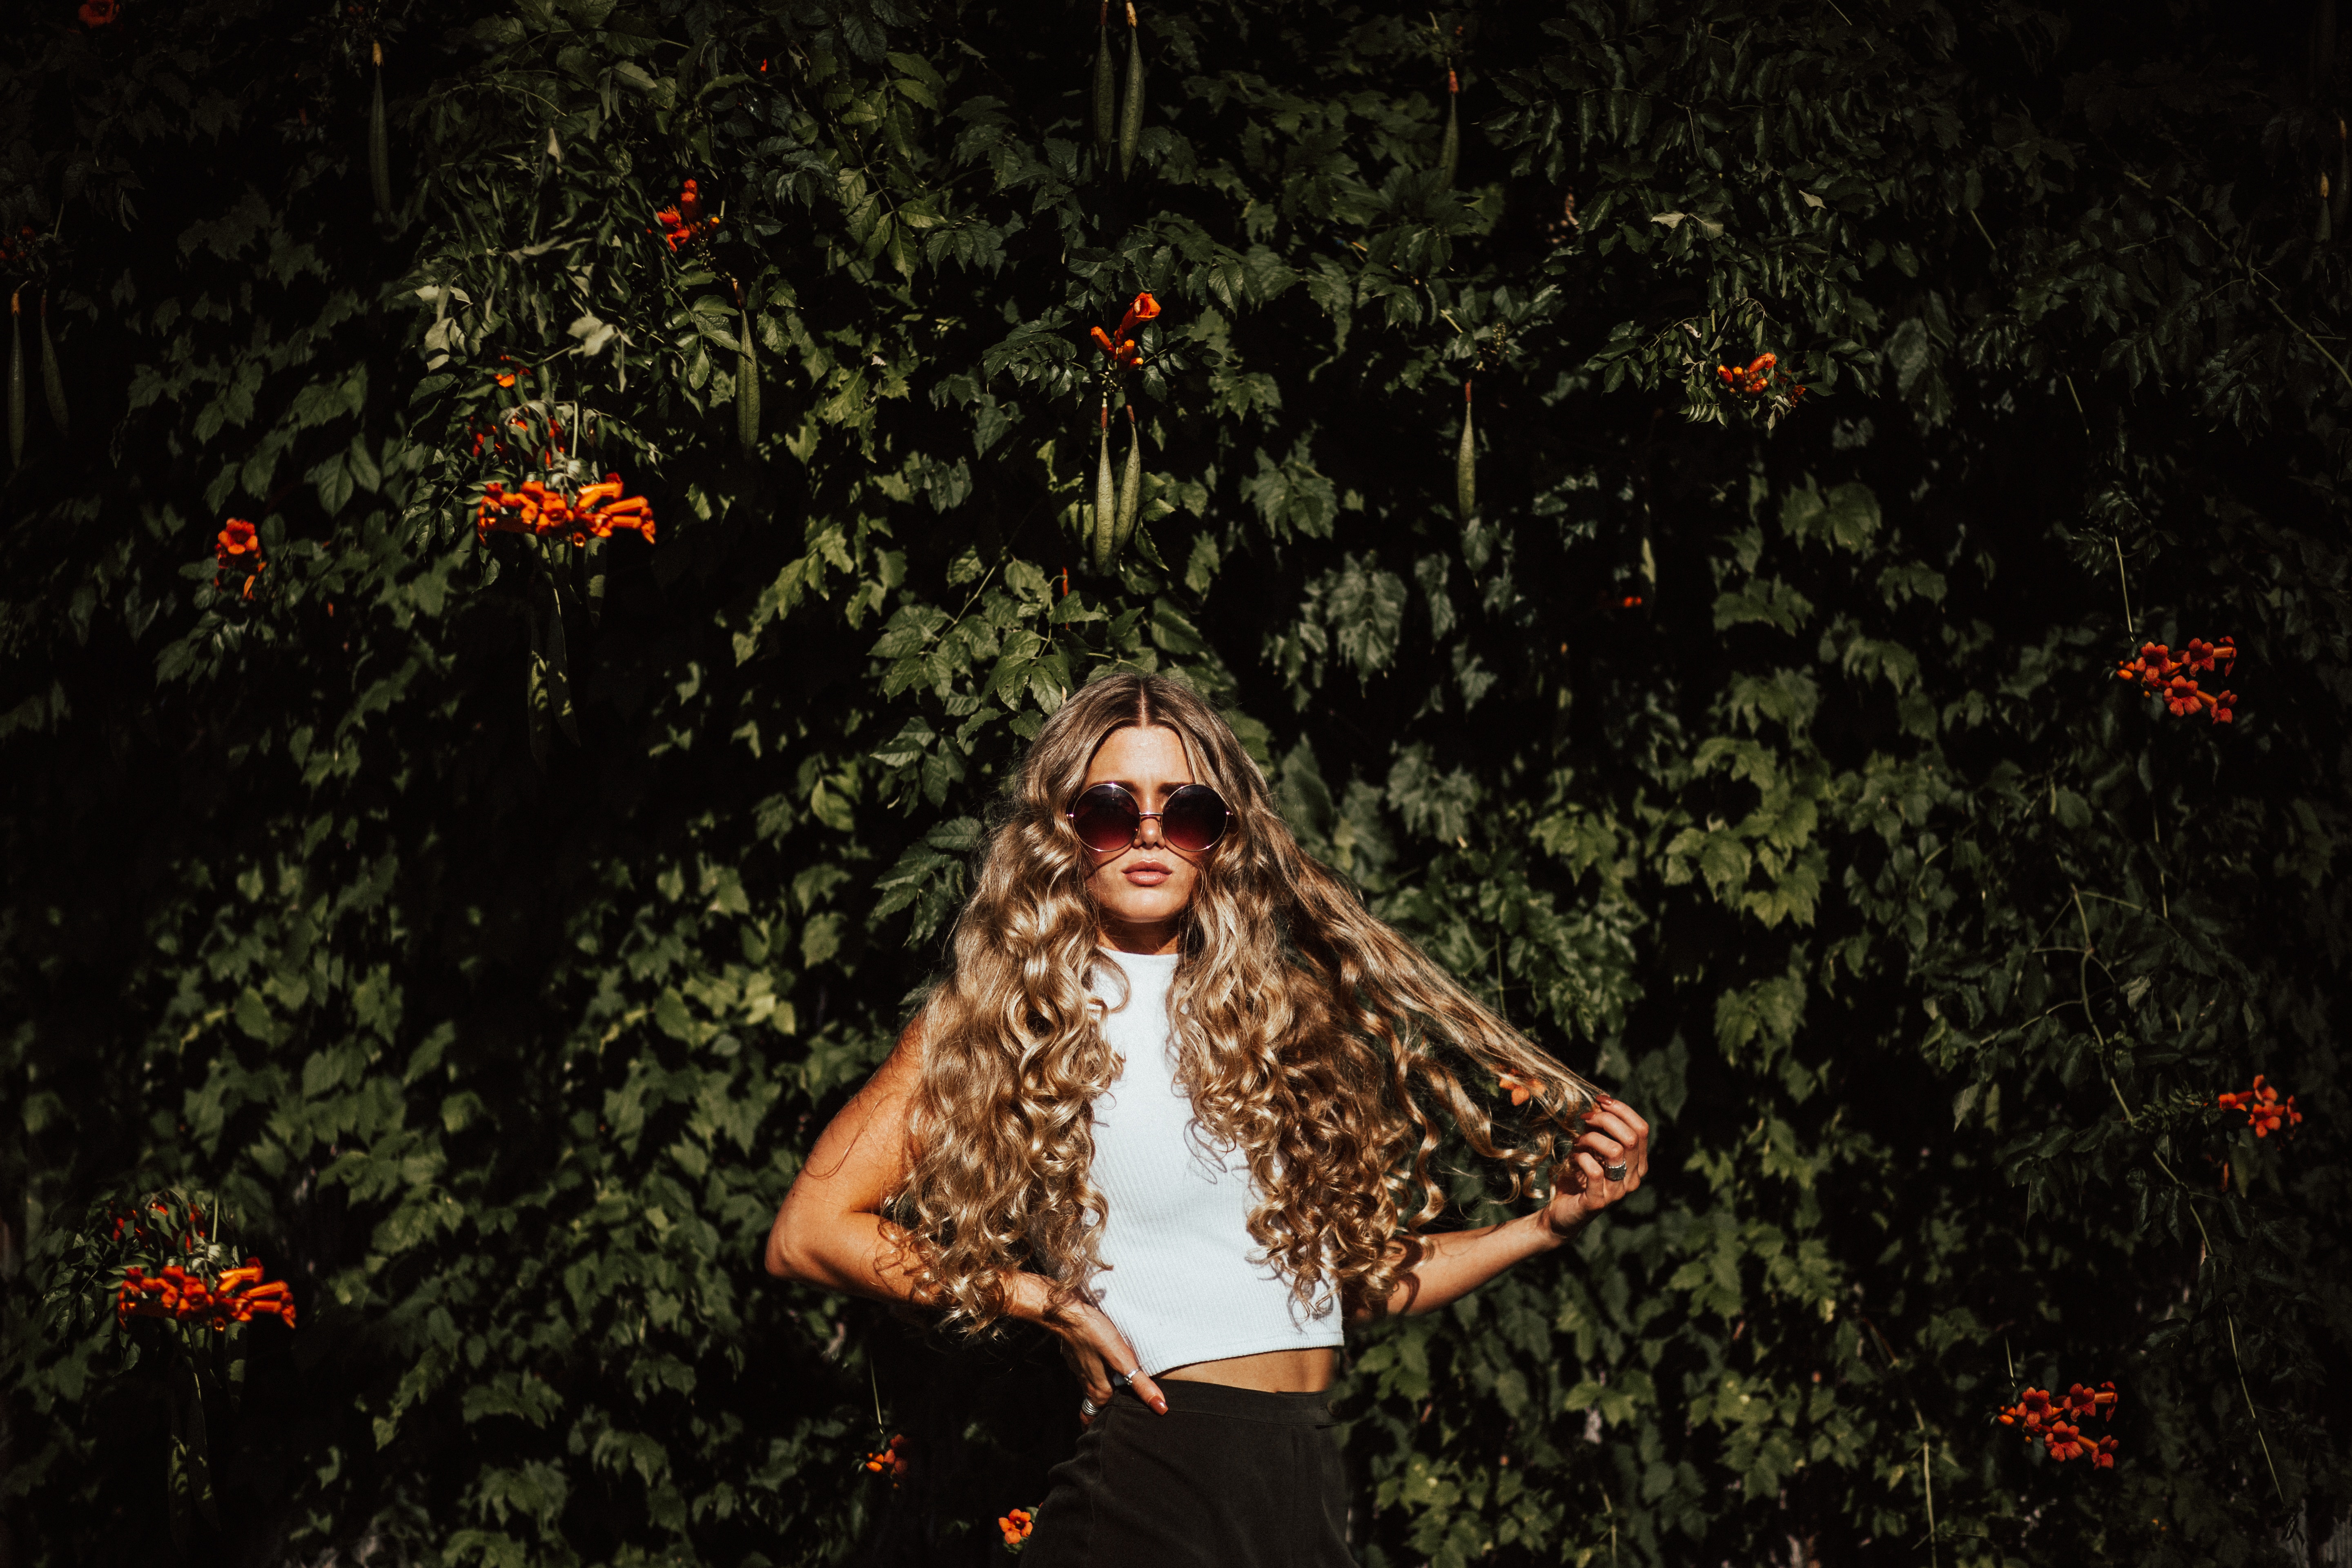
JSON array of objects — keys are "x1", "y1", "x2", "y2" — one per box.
[{"x1": 1157, "y1": 1346, "x2": 1334, "y2": 1393}]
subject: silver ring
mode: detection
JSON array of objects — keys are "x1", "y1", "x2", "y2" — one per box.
[
  {"x1": 1116, "y1": 1367, "x2": 1142, "y2": 1385},
  {"x1": 1603, "y1": 1163, "x2": 1629, "y2": 1182},
  {"x1": 1078, "y1": 1396, "x2": 1102, "y2": 1417}
]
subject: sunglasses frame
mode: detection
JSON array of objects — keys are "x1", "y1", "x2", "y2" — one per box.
[{"x1": 1064, "y1": 781, "x2": 1232, "y2": 855}]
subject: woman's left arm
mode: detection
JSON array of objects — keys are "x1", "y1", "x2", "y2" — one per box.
[{"x1": 1363, "y1": 1094, "x2": 1651, "y2": 1319}]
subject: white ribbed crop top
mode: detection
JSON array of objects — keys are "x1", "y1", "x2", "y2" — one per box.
[{"x1": 1084, "y1": 951, "x2": 1343, "y2": 1375}]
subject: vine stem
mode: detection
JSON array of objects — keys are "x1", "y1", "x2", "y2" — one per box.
[
  {"x1": 2144, "y1": 1147, "x2": 2286, "y2": 1504},
  {"x1": 1858, "y1": 1322, "x2": 1939, "y2": 1567},
  {"x1": 1922, "y1": 1432, "x2": 1939, "y2": 1568},
  {"x1": 2105, "y1": 542, "x2": 2174, "y2": 915},
  {"x1": 2125, "y1": 171, "x2": 2352, "y2": 399},
  {"x1": 2070, "y1": 886, "x2": 2137, "y2": 1126},
  {"x1": 2223, "y1": 1308, "x2": 2283, "y2": 1505},
  {"x1": 2113, "y1": 536, "x2": 2136, "y2": 638},
  {"x1": 2071, "y1": 875, "x2": 2283, "y2": 1502}
]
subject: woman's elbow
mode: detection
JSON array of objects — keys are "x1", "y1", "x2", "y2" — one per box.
[{"x1": 764, "y1": 1207, "x2": 817, "y2": 1281}]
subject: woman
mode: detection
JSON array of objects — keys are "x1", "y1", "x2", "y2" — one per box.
[{"x1": 766, "y1": 673, "x2": 1650, "y2": 1566}]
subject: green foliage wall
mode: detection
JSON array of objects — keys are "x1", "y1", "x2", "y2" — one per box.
[{"x1": 4, "y1": 1, "x2": 2348, "y2": 1564}]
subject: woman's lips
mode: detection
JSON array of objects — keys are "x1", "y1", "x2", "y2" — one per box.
[{"x1": 1123, "y1": 862, "x2": 1172, "y2": 886}]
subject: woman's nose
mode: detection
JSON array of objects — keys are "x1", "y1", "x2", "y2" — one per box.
[{"x1": 1135, "y1": 813, "x2": 1165, "y2": 848}]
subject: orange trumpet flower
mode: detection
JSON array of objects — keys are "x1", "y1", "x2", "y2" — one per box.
[{"x1": 1090, "y1": 292, "x2": 1161, "y2": 369}]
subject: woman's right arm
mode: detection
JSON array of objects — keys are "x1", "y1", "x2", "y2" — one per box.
[
  {"x1": 763, "y1": 1015, "x2": 936, "y2": 1300},
  {"x1": 763, "y1": 1013, "x2": 1169, "y2": 1418}
]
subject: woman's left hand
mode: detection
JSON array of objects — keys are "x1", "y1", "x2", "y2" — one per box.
[{"x1": 1539, "y1": 1094, "x2": 1651, "y2": 1240}]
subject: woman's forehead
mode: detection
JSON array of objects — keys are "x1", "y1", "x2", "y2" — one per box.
[{"x1": 1084, "y1": 723, "x2": 1194, "y2": 782}]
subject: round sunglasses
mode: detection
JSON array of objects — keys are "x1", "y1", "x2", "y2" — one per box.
[{"x1": 1065, "y1": 782, "x2": 1232, "y2": 855}]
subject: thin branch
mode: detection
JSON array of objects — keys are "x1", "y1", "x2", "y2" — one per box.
[
  {"x1": 2112, "y1": 535, "x2": 2135, "y2": 637},
  {"x1": 2125, "y1": 171, "x2": 2352, "y2": 399},
  {"x1": 2146, "y1": 1147, "x2": 2286, "y2": 1504},
  {"x1": 2070, "y1": 885, "x2": 2136, "y2": 1126},
  {"x1": 1922, "y1": 1433, "x2": 1939, "y2": 1568},
  {"x1": 2074, "y1": 887, "x2": 2191, "y2": 947}
]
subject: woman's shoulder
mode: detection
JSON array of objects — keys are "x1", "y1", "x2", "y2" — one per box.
[{"x1": 875, "y1": 1005, "x2": 933, "y2": 1086}]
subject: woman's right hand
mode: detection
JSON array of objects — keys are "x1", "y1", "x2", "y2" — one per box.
[{"x1": 1009, "y1": 1272, "x2": 1168, "y2": 1420}]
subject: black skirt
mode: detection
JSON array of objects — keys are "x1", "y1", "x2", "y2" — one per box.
[{"x1": 1024, "y1": 1379, "x2": 1355, "y2": 1567}]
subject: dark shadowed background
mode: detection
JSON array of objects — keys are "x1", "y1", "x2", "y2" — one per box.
[{"x1": 2, "y1": 0, "x2": 2347, "y2": 1564}]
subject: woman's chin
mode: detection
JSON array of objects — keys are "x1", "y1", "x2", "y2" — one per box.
[{"x1": 1097, "y1": 894, "x2": 1192, "y2": 938}]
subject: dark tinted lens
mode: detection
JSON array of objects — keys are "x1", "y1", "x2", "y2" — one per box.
[
  {"x1": 1160, "y1": 785, "x2": 1230, "y2": 852},
  {"x1": 1068, "y1": 784, "x2": 1140, "y2": 851}
]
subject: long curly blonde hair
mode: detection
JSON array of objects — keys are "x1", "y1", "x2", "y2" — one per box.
[{"x1": 897, "y1": 672, "x2": 1595, "y2": 1332}]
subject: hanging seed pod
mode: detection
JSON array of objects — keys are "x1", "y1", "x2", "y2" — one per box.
[
  {"x1": 1114, "y1": 403, "x2": 1144, "y2": 556},
  {"x1": 1438, "y1": 69, "x2": 1460, "y2": 189},
  {"x1": 1093, "y1": 2, "x2": 1118, "y2": 165},
  {"x1": 224, "y1": 1321, "x2": 249, "y2": 1419},
  {"x1": 1454, "y1": 379, "x2": 1475, "y2": 522},
  {"x1": 584, "y1": 536, "x2": 608, "y2": 627},
  {"x1": 542, "y1": 568, "x2": 580, "y2": 746},
  {"x1": 7, "y1": 290, "x2": 23, "y2": 472},
  {"x1": 370, "y1": 42, "x2": 394, "y2": 218},
  {"x1": 1090, "y1": 401, "x2": 1117, "y2": 574},
  {"x1": 1118, "y1": 2, "x2": 1145, "y2": 180},
  {"x1": 38, "y1": 292, "x2": 67, "y2": 435},
  {"x1": 525, "y1": 599, "x2": 553, "y2": 768},
  {"x1": 737, "y1": 307, "x2": 760, "y2": 454}
]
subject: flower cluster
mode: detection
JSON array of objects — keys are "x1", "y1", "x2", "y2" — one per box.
[
  {"x1": 1497, "y1": 1071, "x2": 1536, "y2": 1106},
  {"x1": 104, "y1": 1195, "x2": 297, "y2": 1332},
  {"x1": 2116, "y1": 637, "x2": 2237, "y2": 723},
  {"x1": 80, "y1": 0, "x2": 121, "y2": 26},
  {"x1": 652, "y1": 179, "x2": 718, "y2": 253},
  {"x1": 1716, "y1": 351, "x2": 1805, "y2": 401},
  {"x1": 860, "y1": 1433, "x2": 908, "y2": 1482},
  {"x1": 2218, "y1": 1075, "x2": 2302, "y2": 1138},
  {"x1": 476, "y1": 474, "x2": 656, "y2": 546},
  {"x1": 215, "y1": 518, "x2": 265, "y2": 599},
  {"x1": 997, "y1": 1506, "x2": 1035, "y2": 1552},
  {"x1": 1996, "y1": 1382, "x2": 2118, "y2": 1468},
  {"x1": 1089, "y1": 291, "x2": 1161, "y2": 370},
  {"x1": 0, "y1": 225, "x2": 37, "y2": 265},
  {"x1": 118, "y1": 1259, "x2": 297, "y2": 1331}
]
